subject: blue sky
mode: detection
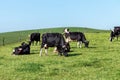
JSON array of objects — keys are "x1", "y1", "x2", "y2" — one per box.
[{"x1": 0, "y1": 0, "x2": 120, "y2": 32}]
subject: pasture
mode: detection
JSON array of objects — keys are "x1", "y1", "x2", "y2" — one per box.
[{"x1": 0, "y1": 28, "x2": 120, "y2": 80}]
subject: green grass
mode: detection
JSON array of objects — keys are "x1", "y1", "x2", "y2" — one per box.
[{"x1": 0, "y1": 29, "x2": 120, "y2": 80}]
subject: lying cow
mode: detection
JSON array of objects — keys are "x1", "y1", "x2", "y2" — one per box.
[
  {"x1": 64, "y1": 28, "x2": 89, "y2": 48},
  {"x1": 12, "y1": 42, "x2": 31, "y2": 55},
  {"x1": 40, "y1": 33, "x2": 69, "y2": 56},
  {"x1": 110, "y1": 27, "x2": 120, "y2": 42},
  {"x1": 29, "y1": 32, "x2": 40, "y2": 45}
]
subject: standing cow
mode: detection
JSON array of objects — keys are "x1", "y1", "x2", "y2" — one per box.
[
  {"x1": 64, "y1": 28, "x2": 89, "y2": 48},
  {"x1": 40, "y1": 33, "x2": 69, "y2": 56},
  {"x1": 30, "y1": 33, "x2": 40, "y2": 45},
  {"x1": 110, "y1": 27, "x2": 120, "y2": 42}
]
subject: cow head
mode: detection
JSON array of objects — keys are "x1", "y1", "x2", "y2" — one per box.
[
  {"x1": 62, "y1": 45, "x2": 69, "y2": 56},
  {"x1": 84, "y1": 41, "x2": 89, "y2": 48},
  {"x1": 65, "y1": 42, "x2": 70, "y2": 52},
  {"x1": 57, "y1": 45, "x2": 69, "y2": 57},
  {"x1": 64, "y1": 28, "x2": 69, "y2": 33},
  {"x1": 12, "y1": 47, "x2": 22, "y2": 55}
]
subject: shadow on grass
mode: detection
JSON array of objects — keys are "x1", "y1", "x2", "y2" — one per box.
[
  {"x1": 0, "y1": 56, "x2": 4, "y2": 60},
  {"x1": 88, "y1": 46, "x2": 97, "y2": 49},
  {"x1": 68, "y1": 53, "x2": 82, "y2": 57},
  {"x1": 70, "y1": 46, "x2": 97, "y2": 49},
  {"x1": 30, "y1": 52, "x2": 39, "y2": 55}
]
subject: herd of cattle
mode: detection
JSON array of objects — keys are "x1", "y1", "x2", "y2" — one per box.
[{"x1": 12, "y1": 27, "x2": 120, "y2": 56}]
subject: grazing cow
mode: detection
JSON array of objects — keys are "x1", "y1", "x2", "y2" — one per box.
[
  {"x1": 40, "y1": 33, "x2": 69, "y2": 56},
  {"x1": 110, "y1": 26, "x2": 120, "y2": 42},
  {"x1": 30, "y1": 33, "x2": 40, "y2": 45},
  {"x1": 12, "y1": 42, "x2": 31, "y2": 55},
  {"x1": 64, "y1": 28, "x2": 89, "y2": 48}
]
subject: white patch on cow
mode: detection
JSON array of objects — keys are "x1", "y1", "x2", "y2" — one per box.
[
  {"x1": 44, "y1": 44, "x2": 47, "y2": 48},
  {"x1": 66, "y1": 37, "x2": 71, "y2": 42},
  {"x1": 66, "y1": 38, "x2": 69, "y2": 43},
  {"x1": 18, "y1": 48, "x2": 22, "y2": 51}
]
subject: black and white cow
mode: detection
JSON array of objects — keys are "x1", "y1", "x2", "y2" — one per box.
[
  {"x1": 64, "y1": 28, "x2": 89, "y2": 48},
  {"x1": 40, "y1": 33, "x2": 69, "y2": 56},
  {"x1": 12, "y1": 42, "x2": 31, "y2": 55},
  {"x1": 110, "y1": 27, "x2": 120, "y2": 42},
  {"x1": 30, "y1": 33, "x2": 40, "y2": 45}
]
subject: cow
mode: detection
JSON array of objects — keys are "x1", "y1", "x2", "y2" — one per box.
[
  {"x1": 110, "y1": 26, "x2": 120, "y2": 42},
  {"x1": 12, "y1": 42, "x2": 31, "y2": 55},
  {"x1": 64, "y1": 28, "x2": 89, "y2": 48},
  {"x1": 40, "y1": 33, "x2": 69, "y2": 57},
  {"x1": 29, "y1": 33, "x2": 40, "y2": 45}
]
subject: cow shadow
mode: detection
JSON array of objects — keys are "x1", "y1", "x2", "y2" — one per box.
[
  {"x1": 68, "y1": 53, "x2": 82, "y2": 57},
  {"x1": 30, "y1": 52, "x2": 38, "y2": 55},
  {"x1": 88, "y1": 46, "x2": 97, "y2": 49},
  {"x1": 71, "y1": 46, "x2": 97, "y2": 49}
]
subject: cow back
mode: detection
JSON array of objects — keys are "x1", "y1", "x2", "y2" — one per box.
[
  {"x1": 65, "y1": 32, "x2": 86, "y2": 41},
  {"x1": 42, "y1": 33, "x2": 66, "y2": 47},
  {"x1": 30, "y1": 33, "x2": 40, "y2": 41}
]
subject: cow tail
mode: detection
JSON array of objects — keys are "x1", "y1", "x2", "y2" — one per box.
[{"x1": 41, "y1": 34, "x2": 47, "y2": 48}]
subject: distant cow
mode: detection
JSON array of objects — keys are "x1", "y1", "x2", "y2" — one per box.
[
  {"x1": 64, "y1": 28, "x2": 89, "y2": 48},
  {"x1": 30, "y1": 33, "x2": 40, "y2": 45},
  {"x1": 40, "y1": 33, "x2": 69, "y2": 56},
  {"x1": 110, "y1": 26, "x2": 120, "y2": 42},
  {"x1": 12, "y1": 42, "x2": 31, "y2": 55}
]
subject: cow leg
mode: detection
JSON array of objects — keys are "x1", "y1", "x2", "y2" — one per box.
[
  {"x1": 40, "y1": 48, "x2": 48, "y2": 56},
  {"x1": 45, "y1": 49, "x2": 48, "y2": 56},
  {"x1": 109, "y1": 37, "x2": 112, "y2": 42},
  {"x1": 32, "y1": 41, "x2": 34, "y2": 46},
  {"x1": 58, "y1": 52, "x2": 62, "y2": 56},
  {"x1": 77, "y1": 41, "x2": 82, "y2": 48},
  {"x1": 77, "y1": 42, "x2": 79, "y2": 48},
  {"x1": 44, "y1": 44, "x2": 48, "y2": 56},
  {"x1": 38, "y1": 41, "x2": 40, "y2": 45},
  {"x1": 36, "y1": 41, "x2": 38, "y2": 45},
  {"x1": 40, "y1": 48, "x2": 43, "y2": 56},
  {"x1": 80, "y1": 41, "x2": 82, "y2": 48},
  {"x1": 53, "y1": 47, "x2": 57, "y2": 53},
  {"x1": 117, "y1": 36, "x2": 118, "y2": 40}
]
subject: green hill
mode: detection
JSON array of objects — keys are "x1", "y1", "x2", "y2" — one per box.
[{"x1": 0, "y1": 27, "x2": 109, "y2": 46}]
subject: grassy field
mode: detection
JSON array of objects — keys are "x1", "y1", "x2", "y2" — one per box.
[{"x1": 0, "y1": 28, "x2": 120, "y2": 80}]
